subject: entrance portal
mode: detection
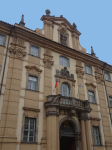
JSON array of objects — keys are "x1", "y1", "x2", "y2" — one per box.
[{"x1": 60, "y1": 121, "x2": 76, "y2": 150}]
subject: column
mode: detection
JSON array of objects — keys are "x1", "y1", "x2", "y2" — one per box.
[
  {"x1": 85, "y1": 119, "x2": 92, "y2": 150},
  {"x1": 46, "y1": 107, "x2": 59, "y2": 150},
  {"x1": 79, "y1": 113, "x2": 87, "y2": 150}
]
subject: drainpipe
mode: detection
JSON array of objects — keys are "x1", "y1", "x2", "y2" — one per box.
[
  {"x1": 102, "y1": 62, "x2": 112, "y2": 125},
  {"x1": 0, "y1": 25, "x2": 14, "y2": 96}
]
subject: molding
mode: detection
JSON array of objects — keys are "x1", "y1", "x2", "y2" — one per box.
[
  {"x1": 9, "y1": 37, "x2": 27, "y2": 60},
  {"x1": 55, "y1": 74, "x2": 76, "y2": 82},
  {"x1": 43, "y1": 53, "x2": 54, "y2": 69},
  {"x1": 76, "y1": 68, "x2": 85, "y2": 78},
  {"x1": 95, "y1": 75, "x2": 104, "y2": 85},
  {"x1": 1, "y1": 21, "x2": 112, "y2": 72}
]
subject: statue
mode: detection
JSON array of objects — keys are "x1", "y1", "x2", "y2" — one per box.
[{"x1": 60, "y1": 31, "x2": 67, "y2": 45}]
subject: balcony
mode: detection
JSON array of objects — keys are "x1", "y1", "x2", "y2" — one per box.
[{"x1": 44, "y1": 95, "x2": 92, "y2": 116}]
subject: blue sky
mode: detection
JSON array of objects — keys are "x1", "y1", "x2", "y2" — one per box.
[{"x1": 0, "y1": 0, "x2": 112, "y2": 65}]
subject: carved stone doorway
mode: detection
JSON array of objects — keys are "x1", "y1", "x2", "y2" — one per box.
[{"x1": 59, "y1": 121, "x2": 76, "y2": 150}]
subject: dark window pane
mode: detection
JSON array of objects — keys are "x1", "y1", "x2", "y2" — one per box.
[
  {"x1": 30, "y1": 125, "x2": 34, "y2": 129},
  {"x1": 24, "y1": 131, "x2": 28, "y2": 136},
  {"x1": 25, "y1": 118, "x2": 29, "y2": 123},
  {"x1": 23, "y1": 136, "x2": 28, "y2": 142},
  {"x1": 30, "y1": 119, "x2": 35, "y2": 124},
  {"x1": 24, "y1": 124, "x2": 28, "y2": 129},
  {"x1": 29, "y1": 137, "x2": 34, "y2": 142},
  {"x1": 30, "y1": 131, "x2": 34, "y2": 136}
]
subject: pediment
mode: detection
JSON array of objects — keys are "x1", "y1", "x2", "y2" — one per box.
[
  {"x1": 85, "y1": 82, "x2": 96, "y2": 90},
  {"x1": 25, "y1": 66, "x2": 42, "y2": 75},
  {"x1": 41, "y1": 15, "x2": 81, "y2": 36}
]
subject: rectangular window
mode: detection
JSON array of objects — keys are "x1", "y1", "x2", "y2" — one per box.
[
  {"x1": 88, "y1": 91, "x2": 95, "y2": 103},
  {"x1": 109, "y1": 96, "x2": 112, "y2": 107},
  {"x1": 30, "y1": 45, "x2": 39, "y2": 57},
  {"x1": 105, "y1": 73, "x2": 110, "y2": 81},
  {"x1": 60, "y1": 56, "x2": 69, "y2": 67},
  {"x1": 93, "y1": 126, "x2": 101, "y2": 145},
  {"x1": 28, "y1": 76, "x2": 37, "y2": 91},
  {"x1": 0, "y1": 34, "x2": 4, "y2": 46},
  {"x1": 23, "y1": 118, "x2": 35, "y2": 142},
  {"x1": 86, "y1": 65, "x2": 92, "y2": 75}
]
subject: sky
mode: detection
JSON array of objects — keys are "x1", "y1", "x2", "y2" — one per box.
[{"x1": 0, "y1": 0, "x2": 112, "y2": 65}]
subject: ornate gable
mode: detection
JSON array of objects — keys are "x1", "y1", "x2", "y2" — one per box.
[
  {"x1": 25, "y1": 66, "x2": 42, "y2": 75},
  {"x1": 41, "y1": 15, "x2": 81, "y2": 36}
]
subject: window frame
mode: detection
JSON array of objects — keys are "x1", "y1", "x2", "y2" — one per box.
[
  {"x1": 61, "y1": 82, "x2": 71, "y2": 97},
  {"x1": 29, "y1": 43, "x2": 41, "y2": 58},
  {"x1": 88, "y1": 89, "x2": 97, "y2": 104},
  {"x1": 26, "y1": 73, "x2": 40, "y2": 92},
  {"x1": 105, "y1": 72, "x2": 111, "y2": 82},
  {"x1": 108, "y1": 95, "x2": 112, "y2": 107},
  {"x1": 59, "y1": 56, "x2": 69, "y2": 68},
  {"x1": 92, "y1": 125, "x2": 102, "y2": 146},
  {"x1": 22, "y1": 115, "x2": 38, "y2": 143},
  {"x1": 85, "y1": 64, "x2": 92, "y2": 75},
  {"x1": 0, "y1": 33, "x2": 6, "y2": 46}
]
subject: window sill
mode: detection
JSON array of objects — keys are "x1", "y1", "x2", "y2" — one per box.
[
  {"x1": 26, "y1": 89, "x2": 39, "y2": 92},
  {"x1": 21, "y1": 142, "x2": 37, "y2": 144},
  {"x1": 89, "y1": 102, "x2": 97, "y2": 105},
  {"x1": 85, "y1": 73, "x2": 93, "y2": 76},
  {"x1": 0, "y1": 45, "x2": 5, "y2": 47},
  {"x1": 93, "y1": 145, "x2": 103, "y2": 147},
  {"x1": 60, "y1": 64, "x2": 69, "y2": 68},
  {"x1": 29, "y1": 54, "x2": 40, "y2": 58},
  {"x1": 105, "y1": 80, "x2": 111, "y2": 82}
]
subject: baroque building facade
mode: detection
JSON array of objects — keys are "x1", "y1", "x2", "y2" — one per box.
[{"x1": 0, "y1": 10, "x2": 112, "y2": 150}]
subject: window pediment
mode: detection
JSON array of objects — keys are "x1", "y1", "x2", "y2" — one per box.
[
  {"x1": 55, "y1": 67, "x2": 75, "y2": 82},
  {"x1": 85, "y1": 82, "x2": 96, "y2": 90},
  {"x1": 25, "y1": 66, "x2": 42, "y2": 75}
]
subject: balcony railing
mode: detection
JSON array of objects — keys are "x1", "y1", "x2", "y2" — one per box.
[{"x1": 45, "y1": 95, "x2": 92, "y2": 113}]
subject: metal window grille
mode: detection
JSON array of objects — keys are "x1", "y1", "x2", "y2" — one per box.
[
  {"x1": 109, "y1": 97, "x2": 112, "y2": 107},
  {"x1": 30, "y1": 46, "x2": 39, "y2": 57},
  {"x1": 105, "y1": 73, "x2": 110, "y2": 81},
  {"x1": 61, "y1": 83, "x2": 71, "y2": 97},
  {"x1": 89, "y1": 91, "x2": 95, "y2": 103},
  {"x1": 0, "y1": 35, "x2": 4, "y2": 46},
  {"x1": 93, "y1": 126, "x2": 101, "y2": 145},
  {"x1": 28, "y1": 76, "x2": 37, "y2": 91},
  {"x1": 60, "y1": 56, "x2": 69, "y2": 67},
  {"x1": 86, "y1": 65, "x2": 92, "y2": 75},
  {"x1": 23, "y1": 118, "x2": 35, "y2": 142}
]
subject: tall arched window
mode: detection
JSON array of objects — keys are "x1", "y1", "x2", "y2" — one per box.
[
  {"x1": 61, "y1": 82, "x2": 71, "y2": 97},
  {"x1": 60, "y1": 56, "x2": 69, "y2": 67}
]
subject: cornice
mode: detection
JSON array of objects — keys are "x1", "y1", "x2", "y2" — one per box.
[
  {"x1": 89, "y1": 117, "x2": 101, "y2": 121},
  {"x1": 0, "y1": 21, "x2": 112, "y2": 72},
  {"x1": 23, "y1": 107, "x2": 40, "y2": 112}
]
